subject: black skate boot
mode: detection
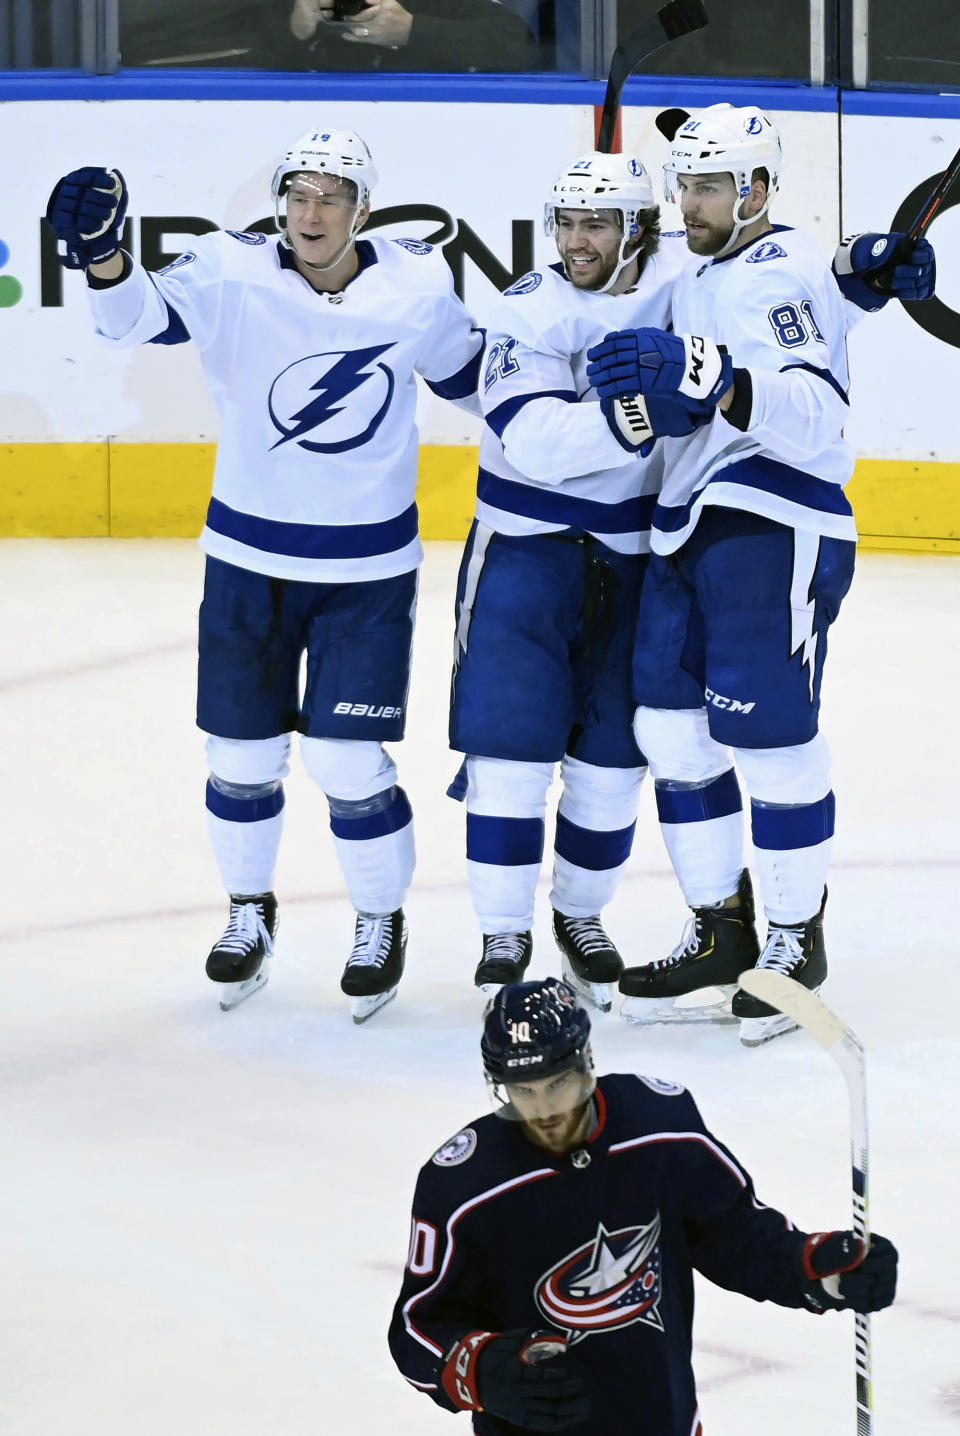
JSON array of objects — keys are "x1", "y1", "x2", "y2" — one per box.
[
  {"x1": 206, "y1": 892, "x2": 278, "y2": 1011},
  {"x1": 552, "y1": 911, "x2": 623, "y2": 1014},
  {"x1": 733, "y1": 889, "x2": 828, "y2": 1047},
  {"x1": 473, "y1": 932, "x2": 533, "y2": 995},
  {"x1": 618, "y1": 869, "x2": 760, "y2": 1025},
  {"x1": 340, "y1": 910, "x2": 407, "y2": 1024}
]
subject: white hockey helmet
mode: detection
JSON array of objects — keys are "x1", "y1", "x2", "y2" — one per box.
[
  {"x1": 545, "y1": 151, "x2": 656, "y2": 292},
  {"x1": 662, "y1": 103, "x2": 782, "y2": 255},
  {"x1": 271, "y1": 127, "x2": 377, "y2": 271},
  {"x1": 271, "y1": 126, "x2": 378, "y2": 208}
]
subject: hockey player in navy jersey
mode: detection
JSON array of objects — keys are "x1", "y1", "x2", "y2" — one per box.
[
  {"x1": 45, "y1": 129, "x2": 483, "y2": 1022},
  {"x1": 389, "y1": 978, "x2": 897, "y2": 1434},
  {"x1": 448, "y1": 152, "x2": 698, "y2": 1010},
  {"x1": 585, "y1": 104, "x2": 936, "y2": 1044}
]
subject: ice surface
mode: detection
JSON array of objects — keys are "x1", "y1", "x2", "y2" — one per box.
[{"x1": 1, "y1": 540, "x2": 957, "y2": 1435}]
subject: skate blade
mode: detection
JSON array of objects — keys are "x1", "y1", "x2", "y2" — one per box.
[
  {"x1": 620, "y1": 986, "x2": 737, "y2": 1027},
  {"x1": 476, "y1": 980, "x2": 506, "y2": 999},
  {"x1": 216, "y1": 963, "x2": 270, "y2": 1012},
  {"x1": 738, "y1": 1011, "x2": 802, "y2": 1047},
  {"x1": 738, "y1": 982, "x2": 824, "y2": 1047},
  {"x1": 351, "y1": 986, "x2": 398, "y2": 1025},
  {"x1": 560, "y1": 959, "x2": 613, "y2": 1014}
]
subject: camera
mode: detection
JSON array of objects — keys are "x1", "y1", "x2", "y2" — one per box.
[{"x1": 332, "y1": 0, "x2": 368, "y2": 17}]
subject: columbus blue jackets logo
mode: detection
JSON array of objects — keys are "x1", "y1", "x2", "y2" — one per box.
[
  {"x1": 431, "y1": 1129, "x2": 477, "y2": 1167},
  {"x1": 268, "y1": 344, "x2": 396, "y2": 454},
  {"x1": 535, "y1": 1215, "x2": 664, "y2": 1343}
]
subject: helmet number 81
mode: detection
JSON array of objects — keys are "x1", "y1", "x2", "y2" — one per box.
[{"x1": 768, "y1": 300, "x2": 825, "y2": 349}]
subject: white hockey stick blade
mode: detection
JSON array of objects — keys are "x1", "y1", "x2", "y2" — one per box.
[{"x1": 738, "y1": 969, "x2": 848, "y2": 1050}]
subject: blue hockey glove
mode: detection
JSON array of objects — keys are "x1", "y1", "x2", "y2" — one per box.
[
  {"x1": 587, "y1": 328, "x2": 733, "y2": 406},
  {"x1": 833, "y1": 232, "x2": 936, "y2": 311},
  {"x1": 442, "y1": 1329, "x2": 590, "y2": 1431},
  {"x1": 800, "y1": 1231, "x2": 898, "y2": 1314},
  {"x1": 598, "y1": 389, "x2": 714, "y2": 452},
  {"x1": 45, "y1": 167, "x2": 129, "y2": 270}
]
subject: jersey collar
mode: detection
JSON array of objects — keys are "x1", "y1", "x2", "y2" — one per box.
[
  {"x1": 276, "y1": 236, "x2": 378, "y2": 290},
  {"x1": 708, "y1": 222, "x2": 795, "y2": 267}
]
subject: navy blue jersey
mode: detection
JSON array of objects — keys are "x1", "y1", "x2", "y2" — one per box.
[{"x1": 389, "y1": 1073, "x2": 812, "y2": 1436}]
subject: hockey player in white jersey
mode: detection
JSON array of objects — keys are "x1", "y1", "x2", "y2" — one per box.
[
  {"x1": 585, "y1": 104, "x2": 936, "y2": 1043},
  {"x1": 447, "y1": 152, "x2": 714, "y2": 1011},
  {"x1": 46, "y1": 130, "x2": 483, "y2": 1022}
]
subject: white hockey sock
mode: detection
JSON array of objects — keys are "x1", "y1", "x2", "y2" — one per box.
[
  {"x1": 751, "y1": 803, "x2": 834, "y2": 925},
  {"x1": 550, "y1": 756, "x2": 646, "y2": 918},
  {"x1": 734, "y1": 737, "x2": 835, "y2": 924},
  {"x1": 205, "y1": 778, "x2": 285, "y2": 895},
  {"x1": 464, "y1": 756, "x2": 553, "y2": 933},
  {"x1": 654, "y1": 771, "x2": 745, "y2": 908},
  {"x1": 328, "y1": 786, "x2": 415, "y2": 914}
]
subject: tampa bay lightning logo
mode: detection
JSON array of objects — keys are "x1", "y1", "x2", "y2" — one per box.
[
  {"x1": 504, "y1": 271, "x2": 542, "y2": 297},
  {"x1": 225, "y1": 229, "x2": 267, "y2": 245},
  {"x1": 157, "y1": 252, "x2": 196, "y2": 275},
  {"x1": 745, "y1": 115, "x2": 764, "y2": 134},
  {"x1": 394, "y1": 238, "x2": 433, "y2": 255},
  {"x1": 627, "y1": 158, "x2": 645, "y2": 177},
  {"x1": 268, "y1": 344, "x2": 396, "y2": 454},
  {"x1": 535, "y1": 1215, "x2": 664, "y2": 1344},
  {"x1": 746, "y1": 242, "x2": 787, "y2": 263}
]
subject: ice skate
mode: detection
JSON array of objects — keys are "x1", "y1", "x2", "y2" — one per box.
[
  {"x1": 474, "y1": 931, "x2": 533, "y2": 996},
  {"x1": 206, "y1": 892, "x2": 278, "y2": 1011},
  {"x1": 340, "y1": 909, "x2": 407, "y2": 1024},
  {"x1": 733, "y1": 890, "x2": 828, "y2": 1047},
  {"x1": 619, "y1": 870, "x2": 760, "y2": 1025},
  {"x1": 552, "y1": 911, "x2": 623, "y2": 1014}
]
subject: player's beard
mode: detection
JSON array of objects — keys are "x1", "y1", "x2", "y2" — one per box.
[
  {"x1": 561, "y1": 248, "x2": 621, "y2": 291},
  {"x1": 684, "y1": 216, "x2": 735, "y2": 256}
]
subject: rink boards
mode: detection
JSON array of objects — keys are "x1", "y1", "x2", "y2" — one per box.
[{"x1": 1, "y1": 83, "x2": 958, "y2": 551}]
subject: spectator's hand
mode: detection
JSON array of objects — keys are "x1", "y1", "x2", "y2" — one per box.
[
  {"x1": 339, "y1": 1, "x2": 414, "y2": 49},
  {"x1": 289, "y1": 0, "x2": 329, "y2": 41}
]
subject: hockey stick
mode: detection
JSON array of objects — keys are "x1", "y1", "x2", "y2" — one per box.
[
  {"x1": 868, "y1": 140, "x2": 960, "y2": 294},
  {"x1": 738, "y1": 970, "x2": 873, "y2": 1435},
  {"x1": 596, "y1": 0, "x2": 709, "y2": 154}
]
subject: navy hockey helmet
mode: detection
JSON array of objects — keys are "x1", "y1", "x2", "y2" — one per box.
[{"x1": 481, "y1": 978, "x2": 593, "y2": 1087}]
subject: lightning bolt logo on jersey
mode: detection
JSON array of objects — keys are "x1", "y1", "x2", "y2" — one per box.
[
  {"x1": 268, "y1": 344, "x2": 396, "y2": 453},
  {"x1": 87, "y1": 231, "x2": 482, "y2": 584},
  {"x1": 535, "y1": 1215, "x2": 664, "y2": 1342}
]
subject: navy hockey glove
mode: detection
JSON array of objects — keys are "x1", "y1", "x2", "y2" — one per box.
[
  {"x1": 800, "y1": 1231, "x2": 898, "y2": 1314},
  {"x1": 598, "y1": 389, "x2": 713, "y2": 452},
  {"x1": 833, "y1": 232, "x2": 936, "y2": 311},
  {"x1": 45, "y1": 167, "x2": 129, "y2": 270},
  {"x1": 587, "y1": 328, "x2": 733, "y2": 406},
  {"x1": 442, "y1": 1329, "x2": 590, "y2": 1431}
]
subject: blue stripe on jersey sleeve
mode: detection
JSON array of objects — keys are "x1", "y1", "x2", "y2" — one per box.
[
  {"x1": 478, "y1": 468, "x2": 656, "y2": 535},
  {"x1": 148, "y1": 298, "x2": 191, "y2": 346},
  {"x1": 204, "y1": 497, "x2": 419, "y2": 559},
  {"x1": 653, "y1": 457, "x2": 853, "y2": 534},
  {"x1": 779, "y1": 362, "x2": 849, "y2": 405},
  {"x1": 425, "y1": 339, "x2": 485, "y2": 400},
  {"x1": 486, "y1": 389, "x2": 579, "y2": 440}
]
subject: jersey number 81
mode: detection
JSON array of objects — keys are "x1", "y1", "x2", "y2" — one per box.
[{"x1": 768, "y1": 301, "x2": 825, "y2": 349}]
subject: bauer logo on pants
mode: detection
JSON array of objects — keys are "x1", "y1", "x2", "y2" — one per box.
[
  {"x1": 534, "y1": 1214, "x2": 664, "y2": 1343},
  {"x1": 333, "y1": 703, "x2": 403, "y2": 719}
]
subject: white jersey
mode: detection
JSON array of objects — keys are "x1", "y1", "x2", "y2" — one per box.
[
  {"x1": 652, "y1": 225, "x2": 857, "y2": 555},
  {"x1": 477, "y1": 235, "x2": 693, "y2": 555},
  {"x1": 88, "y1": 232, "x2": 483, "y2": 582}
]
